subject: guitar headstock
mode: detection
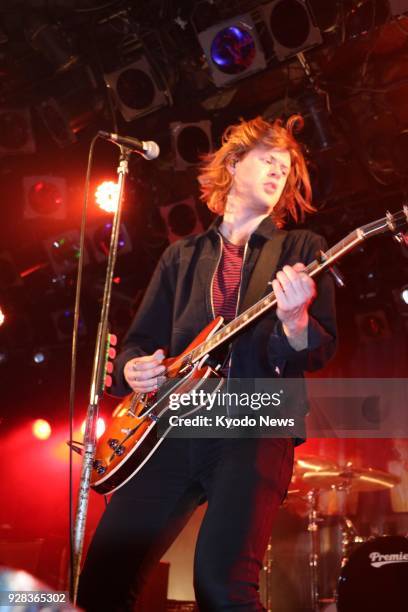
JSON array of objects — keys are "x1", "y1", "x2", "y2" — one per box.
[{"x1": 360, "y1": 206, "x2": 408, "y2": 240}]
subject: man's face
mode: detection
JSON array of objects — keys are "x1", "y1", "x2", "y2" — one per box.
[{"x1": 229, "y1": 145, "x2": 291, "y2": 214}]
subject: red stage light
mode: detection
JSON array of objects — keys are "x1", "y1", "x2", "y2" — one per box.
[
  {"x1": 95, "y1": 181, "x2": 119, "y2": 213},
  {"x1": 81, "y1": 417, "x2": 105, "y2": 439},
  {"x1": 32, "y1": 419, "x2": 51, "y2": 440},
  {"x1": 0, "y1": 306, "x2": 5, "y2": 327}
]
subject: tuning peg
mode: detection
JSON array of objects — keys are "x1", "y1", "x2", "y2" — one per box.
[
  {"x1": 106, "y1": 361, "x2": 114, "y2": 374},
  {"x1": 328, "y1": 264, "x2": 346, "y2": 288},
  {"x1": 108, "y1": 347, "x2": 116, "y2": 359},
  {"x1": 393, "y1": 232, "x2": 408, "y2": 247},
  {"x1": 316, "y1": 249, "x2": 345, "y2": 288}
]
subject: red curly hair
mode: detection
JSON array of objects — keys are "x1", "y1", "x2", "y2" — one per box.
[{"x1": 198, "y1": 115, "x2": 315, "y2": 227}]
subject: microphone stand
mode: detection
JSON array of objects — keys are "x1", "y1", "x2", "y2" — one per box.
[{"x1": 70, "y1": 146, "x2": 131, "y2": 604}]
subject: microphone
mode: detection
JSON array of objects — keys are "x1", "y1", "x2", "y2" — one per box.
[{"x1": 98, "y1": 130, "x2": 160, "y2": 160}]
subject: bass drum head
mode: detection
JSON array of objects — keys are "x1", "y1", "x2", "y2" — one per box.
[{"x1": 337, "y1": 535, "x2": 408, "y2": 612}]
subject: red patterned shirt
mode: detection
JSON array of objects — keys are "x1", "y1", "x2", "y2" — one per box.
[{"x1": 212, "y1": 234, "x2": 245, "y2": 322}]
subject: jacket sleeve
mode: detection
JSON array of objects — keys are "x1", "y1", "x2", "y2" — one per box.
[
  {"x1": 110, "y1": 246, "x2": 176, "y2": 396},
  {"x1": 267, "y1": 234, "x2": 337, "y2": 374}
]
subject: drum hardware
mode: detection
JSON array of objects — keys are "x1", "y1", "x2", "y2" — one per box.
[
  {"x1": 306, "y1": 488, "x2": 324, "y2": 611},
  {"x1": 262, "y1": 456, "x2": 402, "y2": 611}
]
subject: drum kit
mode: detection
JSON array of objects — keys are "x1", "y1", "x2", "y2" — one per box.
[{"x1": 261, "y1": 455, "x2": 407, "y2": 612}]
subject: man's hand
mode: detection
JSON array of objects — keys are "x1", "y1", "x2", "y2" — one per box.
[
  {"x1": 124, "y1": 349, "x2": 166, "y2": 393},
  {"x1": 271, "y1": 263, "x2": 316, "y2": 350}
]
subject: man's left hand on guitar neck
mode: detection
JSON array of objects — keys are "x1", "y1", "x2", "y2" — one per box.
[{"x1": 271, "y1": 262, "x2": 316, "y2": 351}]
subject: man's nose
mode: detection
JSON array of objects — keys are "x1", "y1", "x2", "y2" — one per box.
[{"x1": 268, "y1": 166, "x2": 281, "y2": 179}]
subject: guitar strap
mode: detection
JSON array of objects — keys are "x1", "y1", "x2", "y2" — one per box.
[{"x1": 238, "y1": 230, "x2": 288, "y2": 314}]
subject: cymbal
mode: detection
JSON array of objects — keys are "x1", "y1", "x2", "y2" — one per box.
[
  {"x1": 294, "y1": 455, "x2": 339, "y2": 473},
  {"x1": 299, "y1": 467, "x2": 401, "y2": 492}
]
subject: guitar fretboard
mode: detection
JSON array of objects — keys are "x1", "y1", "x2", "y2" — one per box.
[{"x1": 186, "y1": 208, "x2": 407, "y2": 365}]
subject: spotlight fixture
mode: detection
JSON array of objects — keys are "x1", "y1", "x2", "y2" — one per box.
[
  {"x1": 198, "y1": 14, "x2": 267, "y2": 87},
  {"x1": 23, "y1": 175, "x2": 67, "y2": 219},
  {"x1": 104, "y1": 57, "x2": 169, "y2": 121},
  {"x1": 344, "y1": 0, "x2": 389, "y2": 39},
  {"x1": 262, "y1": 0, "x2": 322, "y2": 61},
  {"x1": 25, "y1": 12, "x2": 78, "y2": 73},
  {"x1": 36, "y1": 98, "x2": 77, "y2": 147},
  {"x1": 301, "y1": 90, "x2": 336, "y2": 151},
  {"x1": 0, "y1": 108, "x2": 36, "y2": 156},
  {"x1": 159, "y1": 197, "x2": 204, "y2": 243},
  {"x1": 95, "y1": 181, "x2": 119, "y2": 213},
  {"x1": 36, "y1": 66, "x2": 103, "y2": 147},
  {"x1": 32, "y1": 419, "x2": 52, "y2": 440},
  {"x1": 44, "y1": 230, "x2": 89, "y2": 274},
  {"x1": 392, "y1": 285, "x2": 408, "y2": 315},
  {"x1": 355, "y1": 310, "x2": 391, "y2": 341},
  {"x1": 32, "y1": 349, "x2": 48, "y2": 365},
  {"x1": 88, "y1": 222, "x2": 132, "y2": 263},
  {"x1": 170, "y1": 121, "x2": 212, "y2": 170},
  {"x1": 51, "y1": 308, "x2": 87, "y2": 341}
]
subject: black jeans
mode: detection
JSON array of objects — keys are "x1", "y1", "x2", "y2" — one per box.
[{"x1": 77, "y1": 437, "x2": 294, "y2": 612}]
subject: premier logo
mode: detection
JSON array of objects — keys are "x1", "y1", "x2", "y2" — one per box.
[{"x1": 369, "y1": 551, "x2": 408, "y2": 568}]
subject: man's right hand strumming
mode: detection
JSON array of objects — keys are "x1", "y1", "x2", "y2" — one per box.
[{"x1": 124, "y1": 349, "x2": 166, "y2": 393}]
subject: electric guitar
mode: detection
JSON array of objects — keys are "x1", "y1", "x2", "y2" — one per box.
[{"x1": 90, "y1": 209, "x2": 408, "y2": 494}]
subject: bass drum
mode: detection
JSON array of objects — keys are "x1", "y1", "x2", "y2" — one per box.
[{"x1": 337, "y1": 535, "x2": 408, "y2": 612}]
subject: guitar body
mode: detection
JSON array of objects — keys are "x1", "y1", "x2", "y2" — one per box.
[{"x1": 91, "y1": 316, "x2": 224, "y2": 494}]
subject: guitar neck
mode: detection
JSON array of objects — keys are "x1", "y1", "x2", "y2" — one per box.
[
  {"x1": 188, "y1": 207, "x2": 407, "y2": 365},
  {"x1": 190, "y1": 228, "x2": 364, "y2": 364}
]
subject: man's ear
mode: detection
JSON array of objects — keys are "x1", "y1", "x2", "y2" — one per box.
[{"x1": 227, "y1": 158, "x2": 238, "y2": 176}]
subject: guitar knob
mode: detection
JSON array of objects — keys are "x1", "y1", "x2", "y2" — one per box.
[
  {"x1": 93, "y1": 460, "x2": 106, "y2": 474},
  {"x1": 107, "y1": 438, "x2": 119, "y2": 449},
  {"x1": 114, "y1": 444, "x2": 125, "y2": 456}
]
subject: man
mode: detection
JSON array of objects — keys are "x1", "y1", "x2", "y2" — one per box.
[{"x1": 78, "y1": 115, "x2": 336, "y2": 611}]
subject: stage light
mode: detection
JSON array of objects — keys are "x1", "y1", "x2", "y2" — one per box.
[
  {"x1": 36, "y1": 97, "x2": 77, "y2": 147},
  {"x1": 51, "y1": 308, "x2": 87, "y2": 341},
  {"x1": 44, "y1": 230, "x2": 89, "y2": 274},
  {"x1": 159, "y1": 197, "x2": 204, "y2": 243},
  {"x1": 95, "y1": 181, "x2": 119, "y2": 213},
  {"x1": 81, "y1": 417, "x2": 105, "y2": 439},
  {"x1": 104, "y1": 56, "x2": 169, "y2": 121},
  {"x1": 0, "y1": 252, "x2": 22, "y2": 289},
  {"x1": 198, "y1": 15, "x2": 267, "y2": 87},
  {"x1": 171, "y1": 121, "x2": 212, "y2": 170},
  {"x1": 32, "y1": 419, "x2": 52, "y2": 440},
  {"x1": 392, "y1": 285, "x2": 408, "y2": 315},
  {"x1": 36, "y1": 66, "x2": 103, "y2": 147},
  {"x1": 308, "y1": 0, "x2": 341, "y2": 32},
  {"x1": 33, "y1": 351, "x2": 46, "y2": 364},
  {"x1": 0, "y1": 108, "x2": 36, "y2": 155},
  {"x1": 25, "y1": 13, "x2": 78, "y2": 73},
  {"x1": 355, "y1": 310, "x2": 391, "y2": 341},
  {"x1": 344, "y1": 0, "x2": 389, "y2": 39},
  {"x1": 23, "y1": 175, "x2": 66, "y2": 219},
  {"x1": 262, "y1": 0, "x2": 322, "y2": 61},
  {"x1": 88, "y1": 222, "x2": 132, "y2": 263},
  {"x1": 301, "y1": 91, "x2": 336, "y2": 151},
  {"x1": 0, "y1": 307, "x2": 5, "y2": 327}
]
